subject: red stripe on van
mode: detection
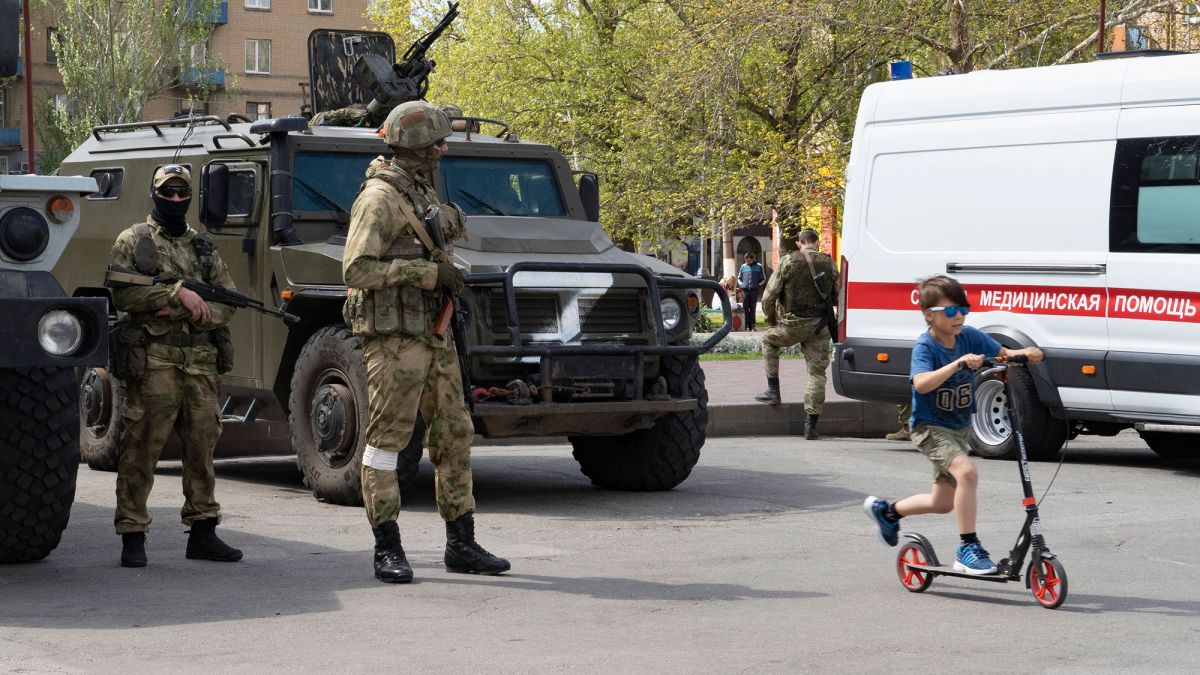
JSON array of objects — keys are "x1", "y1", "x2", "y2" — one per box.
[{"x1": 848, "y1": 281, "x2": 1200, "y2": 323}]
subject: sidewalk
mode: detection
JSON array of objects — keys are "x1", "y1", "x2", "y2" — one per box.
[{"x1": 700, "y1": 355, "x2": 898, "y2": 439}]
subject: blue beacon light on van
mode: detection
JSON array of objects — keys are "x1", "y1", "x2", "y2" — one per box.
[{"x1": 890, "y1": 60, "x2": 914, "y2": 80}]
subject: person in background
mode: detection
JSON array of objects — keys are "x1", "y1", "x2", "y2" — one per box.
[{"x1": 737, "y1": 252, "x2": 766, "y2": 331}]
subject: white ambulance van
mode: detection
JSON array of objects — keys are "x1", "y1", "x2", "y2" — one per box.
[{"x1": 834, "y1": 52, "x2": 1199, "y2": 461}]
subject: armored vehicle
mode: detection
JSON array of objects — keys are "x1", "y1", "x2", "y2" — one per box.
[
  {"x1": 54, "y1": 22, "x2": 731, "y2": 505},
  {"x1": 0, "y1": 174, "x2": 107, "y2": 562}
]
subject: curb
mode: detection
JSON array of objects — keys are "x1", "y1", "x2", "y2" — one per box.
[{"x1": 706, "y1": 401, "x2": 898, "y2": 438}]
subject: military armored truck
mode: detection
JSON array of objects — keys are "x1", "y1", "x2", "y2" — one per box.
[
  {"x1": 55, "y1": 115, "x2": 730, "y2": 505},
  {"x1": 0, "y1": 174, "x2": 107, "y2": 562},
  {"x1": 53, "y1": 17, "x2": 730, "y2": 506}
]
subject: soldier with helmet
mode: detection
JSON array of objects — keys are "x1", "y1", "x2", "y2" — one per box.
[
  {"x1": 343, "y1": 101, "x2": 510, "y2": 583},
  {"x1": 106, "y1": 164, "x2": 243, "y2": 567},
  {"x1": 755, "y1": 229, "x2": 838, "y2": 441}
]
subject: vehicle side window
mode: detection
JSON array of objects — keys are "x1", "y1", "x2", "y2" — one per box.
[
  {"x1": 86, "y1": 168, "x2": 123, "y2": 200},
  {"x1": 1111, "y1": 136, "x2": 1200, "y2": 253}
]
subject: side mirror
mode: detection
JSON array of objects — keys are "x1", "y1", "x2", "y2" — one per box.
[
  {"x1": 577, "y1": 172, "x2": 600, "y2": 223},
  {"x1": 200, "y1": 162, "x2": 229, "y2": 227}
]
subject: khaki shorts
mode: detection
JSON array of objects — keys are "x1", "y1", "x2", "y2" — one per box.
[{"x1": 911, "y1": 425, "x2": 971, "y2": 487}]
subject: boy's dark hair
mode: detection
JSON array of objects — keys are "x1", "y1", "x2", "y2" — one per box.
[
  {"x1": 916, "y1": 274, "x2": 969, "y2": 310},
  {"x1": 798, "y1": 229, "x2": 819, "y2": 245}
]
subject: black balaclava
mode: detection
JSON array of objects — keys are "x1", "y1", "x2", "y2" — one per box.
[{"x1": 151, "y1": 194, "x2": 190, "y2": 237}]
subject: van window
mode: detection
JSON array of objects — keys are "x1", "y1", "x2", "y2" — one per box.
[{"x1": 1111, "y1": 136, "x2": 1200, "y2": 253}]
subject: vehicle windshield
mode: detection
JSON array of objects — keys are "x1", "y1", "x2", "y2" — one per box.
[
  {"x1": 440, "y1": 156, "x2": 566, "y2": 217},
  {"x1": 292, "y1": 152, "x2": 568, "y2": 219},
  {"x1": 294, "y1": 151, "x2": 377, "y2": 214}
]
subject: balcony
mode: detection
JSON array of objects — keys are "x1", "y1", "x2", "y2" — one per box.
[
  {"x1": 186, "y1": 1, "x2": 228, "y2": 24},
  {"x1": 0, "y1": 128, "x2": 20, "y2": 148},
  {"x1": 178, "y1": 67, "x2": 226, "y2": 88}
]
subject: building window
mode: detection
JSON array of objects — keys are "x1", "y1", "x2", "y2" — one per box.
[
  {"x1": 190, "y1": 41, "x2": 208, "y2": 68},
  {"x1": 179, "y1": 100, "x2": 210, "y2": 117},
  {"x1": 308, "y1": 0, "x2": 332, "y2": 12},
  {"x1": 246, "y1": 101, "x2": 271, "y2": 120},
  {"x1": 245, "y1": 0, "x2": 270, "y2": 9},
  {"x1": 245, "y1": 39, "x2": 271, "y2": 74},
  {"x1": 0, "y1": 88, "x2": 7, "y2": 126},
  {"x1": 52, "y1": 93, "x2": 70, "y2": 114},
  {"x1": 46, "y1": 27, "x2": 58, "y2": 65},
  {"x1": 0, "y1": 157, "x2": 8, "y2": 176}
]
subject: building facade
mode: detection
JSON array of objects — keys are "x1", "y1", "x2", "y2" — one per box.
[{"x1": 2, "y1": 0, "x2": 372, "y2": 174}]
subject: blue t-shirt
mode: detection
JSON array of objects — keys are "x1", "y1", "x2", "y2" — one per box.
[{"x1": 909, "y1": 325, "x2": 1002, "y2": 430}]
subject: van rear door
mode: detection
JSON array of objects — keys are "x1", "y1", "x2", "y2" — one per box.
[{"x1": 1109, "y1": 106, "x2": 1200, "y2": 419}]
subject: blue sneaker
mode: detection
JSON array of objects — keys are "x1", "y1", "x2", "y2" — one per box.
[
  {"x1": 862, "y1": 496, "x2": 899, "y2": 547},
  {"x1": 954, "y1": 541, "x2": 998, "y2": 575}
]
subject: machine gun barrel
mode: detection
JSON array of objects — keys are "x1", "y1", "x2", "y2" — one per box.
[
  {"x1": 401, "y1": 1, "x2": 459, "y2": 63},
  {"x1": 105, "y1": 265, "x2": 300, "y2": 324}
]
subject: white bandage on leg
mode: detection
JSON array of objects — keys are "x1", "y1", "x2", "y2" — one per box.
[{"x1": 362, "y1": 444, "x2": 399, "y2": 470}]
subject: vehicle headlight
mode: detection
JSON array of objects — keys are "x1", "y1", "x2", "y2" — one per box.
[
  {"x1": 38, "y1": 310, "x2": 83, "y2": 356},
  {"x1": 659, "y1": 297, "x2": 682, "y2": 331},
  {"x1": 0, "y1": 207, "x2": 50, "y2": 262}
]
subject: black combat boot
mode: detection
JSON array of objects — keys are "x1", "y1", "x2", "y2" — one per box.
[
  {"x1": 755, "y1": 377, "x2": 782, "y2": 405},
  {"x1": 121, "y1": 532, "x2": 147, "y2": 568},
  {"x1": 805, "y1": 413, "x2": 821, "y2": 441},
  {"x1": 185, "y1": 518, "x2": 243, "y2": 562},
  {"x1": 444, "y1": 513, "x2": 510, "y2": 575},
  {"x1": 371, "y1": 521, "x2": 413, "y2": 584}
]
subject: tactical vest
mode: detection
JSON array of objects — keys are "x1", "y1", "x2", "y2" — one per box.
[
  {"x1": 342, "y1": 164, "x2": 443, "y2": 339},
  {"x1": 780, "y1": 250, "x2": 833, "y2": 318}
]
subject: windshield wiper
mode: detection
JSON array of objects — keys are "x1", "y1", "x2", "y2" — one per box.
[
  {"x1": 294, "y1": 176, "x2": 350, "y2": 217},
  {"x1": 455, "y1": 188, "x2": 508, "y2": 216}
]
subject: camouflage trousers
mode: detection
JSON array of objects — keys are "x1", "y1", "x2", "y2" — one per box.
[
  {"x1": 115, "y1": 367, "x2": 222, "y2": 534},
  {"x1": 361, "y1": 335, "x2": 476, "y2": 527},
  {"x1": 762, "y1": 316, "x2": 833, "y2": 415}
]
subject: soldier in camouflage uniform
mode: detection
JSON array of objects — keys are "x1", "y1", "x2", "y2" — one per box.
[
  {"x1": 343, "y1": 101, "x2": 510, "y2": 583},
  {"x1": 756, "y1": 229, "x2": 838, "y2": 440},
  {"x1": 107, "y1": 165, "x2": 243, "y2": 567}
]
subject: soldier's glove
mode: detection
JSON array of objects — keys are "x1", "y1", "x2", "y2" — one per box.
[{"x1": 435, "y1": 261, "x2": 465, "y2": 294}]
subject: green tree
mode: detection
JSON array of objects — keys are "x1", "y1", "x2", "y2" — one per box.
[
  {"x1": 32, "y1": 0, "x2": 221, "y2": 172},
  {"x1": 375, "y1": 0, "x2": 1185, "y2": 247}
]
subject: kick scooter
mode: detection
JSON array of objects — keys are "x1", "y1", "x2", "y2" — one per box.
[{"x1": 895, "y1": 354, "x2": 1068, "y2": 609}]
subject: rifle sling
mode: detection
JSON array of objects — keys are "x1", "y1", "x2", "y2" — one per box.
[
  {"x1": 372, "y1": 177, "x2": 448, "y2": 263},
  {"x1": 800, "y1": 250, "x2": 829, "y2": 301}
]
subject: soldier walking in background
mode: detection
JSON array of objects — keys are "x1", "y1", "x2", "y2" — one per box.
[
  {"x1": 343, "y1": 101, "x2": 509, "y2": 584},
  {"x1": 755, "y1": 229, "x2": 838, "y2": 440},
  {"x1": 106, "y1": 165, "x2": 242, "y2": 567}
]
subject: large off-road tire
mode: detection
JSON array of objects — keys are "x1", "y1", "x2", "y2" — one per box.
[
  {"x1": 569, "y1": 355, "x2": 707, "y2": 490},
  {"x1": 970, "y1": 366, "x2": 1068, "y2": 461},
  {"x1": 0, "y1": 367, "x2": 81, "y2": 563},
  {"x1": 289, "y1": 326, "x2": 423, "y2": 506},
  {"x1": 1138, "y1": 431, "x2": 1193, "y2": 460},
  {"x1": 79, "y1": 366, "x2": 126, "y2": 472}
]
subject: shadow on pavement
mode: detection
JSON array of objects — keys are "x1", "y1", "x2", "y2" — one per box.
[
  {"x1": 0, "y1": 504, "x2": 375, "y2": 630},
  {"x1": 425, "y1": 572, "x2": 826, "y2": 603},
  {"x1": 192, "y1": 452, "x2": 868, "y2": 521},
  {"x1": 914, "y1": 585, "x2": 1200, "y2": 616}
]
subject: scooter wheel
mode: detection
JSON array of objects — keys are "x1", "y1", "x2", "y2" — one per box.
[
  {"x1": 896, "y1": 541, "x2": 934, "y2": 593},
  {"x1": 1027, "y1": 557, "x2": 1068, "y2": 609}
]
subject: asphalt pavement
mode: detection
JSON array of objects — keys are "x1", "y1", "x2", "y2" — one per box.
[{"x1": 3, "y1": 430, "x2": 1197, "y2": 672}]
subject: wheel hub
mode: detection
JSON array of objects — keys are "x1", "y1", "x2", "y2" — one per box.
[
  {"x1": 80, "y1": 367, "x2": 111, "y2": 428},
  {"x1": 972, "y1": 378, "x2": 1011, "y2": 445},
  {"x1": 311, "y1": 382, "x2": 355, "y2": 462}
]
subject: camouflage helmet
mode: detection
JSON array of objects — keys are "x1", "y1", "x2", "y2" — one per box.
[{"x1": 380, "y1": 101, "x2": 452, "y2": 149}]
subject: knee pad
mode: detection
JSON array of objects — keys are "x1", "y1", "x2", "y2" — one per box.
[{"x1": 362, "y1": 444, "x2": 399, "y2": 471}]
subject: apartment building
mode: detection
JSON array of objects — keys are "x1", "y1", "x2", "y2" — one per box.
[{"x1": 1, "y1": 0, "x2": 372, "y2": 174}]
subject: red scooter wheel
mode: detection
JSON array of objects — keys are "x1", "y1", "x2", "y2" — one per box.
[
  {"x1": 896, "y1": 541, "x2": 933, "y2": 592},
  {"x1": 1027, "y1": 557, "x2": 1068, "y2": 609}
]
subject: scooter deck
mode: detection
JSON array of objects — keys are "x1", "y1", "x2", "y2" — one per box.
[{"x1": 904, "y1": 563, "x2": 1016, "y2": 583}]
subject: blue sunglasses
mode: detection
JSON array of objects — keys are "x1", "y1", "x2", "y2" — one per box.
[{"x1": 929, "y1": 306, "x2": 971, "y2": 318}]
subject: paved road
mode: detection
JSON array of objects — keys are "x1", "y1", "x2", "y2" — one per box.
[{"x1": 3, "y1": 431, "x2": 1197, "y2": 672}]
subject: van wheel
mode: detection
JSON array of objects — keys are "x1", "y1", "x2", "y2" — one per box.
[
  {"x1": 289, "y1": 326, "x2": 423, "y2": 506},
  {"x1": 79, "y1": 366, "x2": 125, "y2": 471},
  {"x1": 0, "y1": 368, "x2": 80, "y2": 563},
  {"x1": 1138, "y1": 431, "x2": 1192, "y2": 460},
  {"x1": 568, "y1": 355, "x2": 707, "y2": 490},
  {"x1": 970, "y1": 366, "x2": 1068, "y2": 461}
]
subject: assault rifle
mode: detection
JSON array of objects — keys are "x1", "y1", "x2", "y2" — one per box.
[
  {"x1": 354, "y1": 1, "x2": 459, "y2": 123},
  {"x1": 425, "y1": 207, "x2": 474, "y2": 410},
  {"x1": 104, "y1": 265, "x2": 300, "y2": 324}
]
